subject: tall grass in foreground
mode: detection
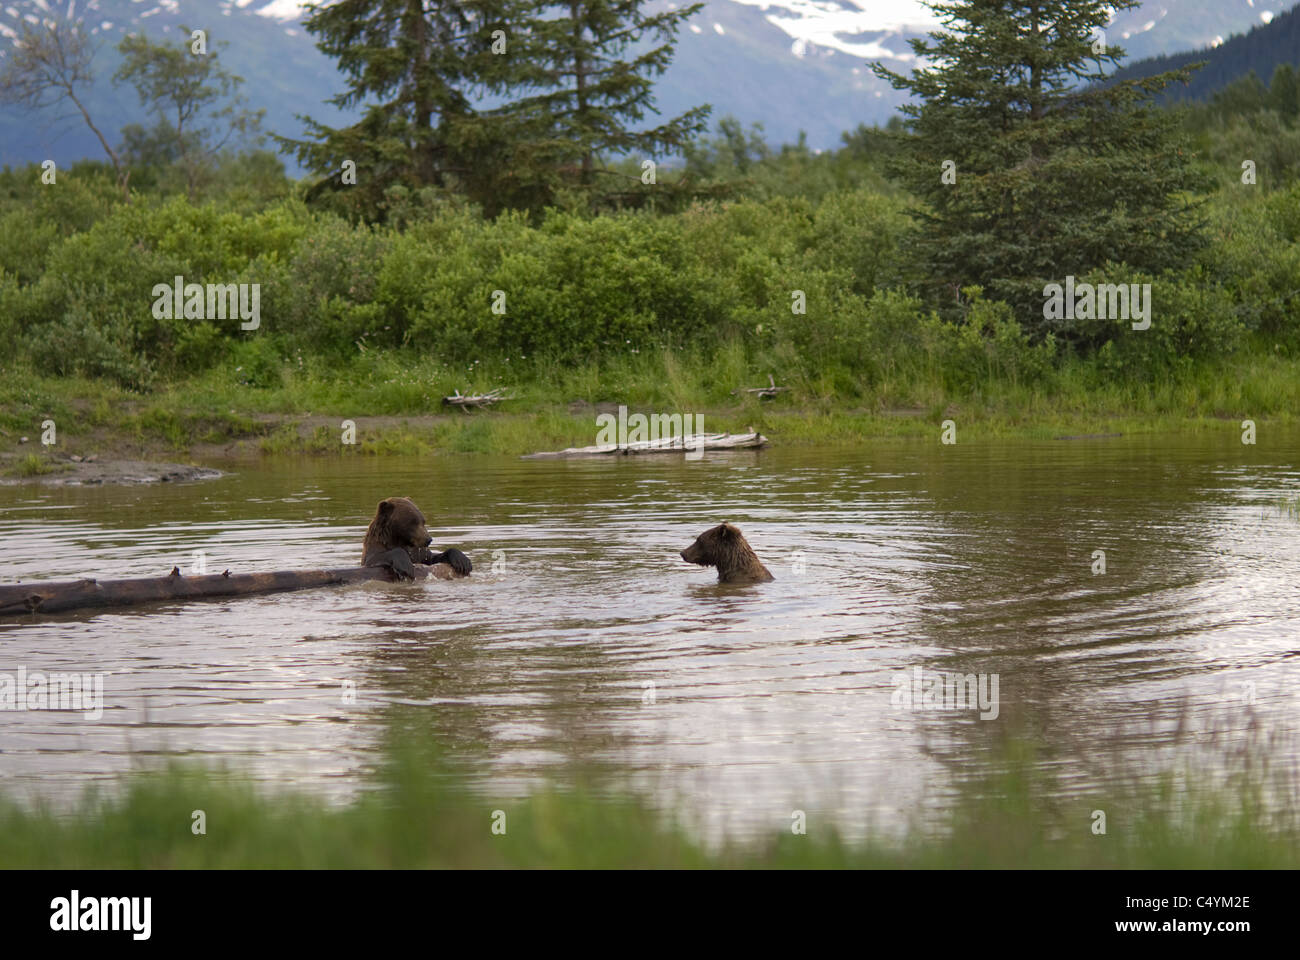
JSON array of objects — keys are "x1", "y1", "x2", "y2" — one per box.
[{"x1": 1, "y1": 736, "x2": 1295, "y2": 869}]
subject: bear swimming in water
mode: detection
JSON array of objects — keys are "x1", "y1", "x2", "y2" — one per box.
[
  {"x1": 680, "y1": 523, "x2": 774, "y2": 583},
  {"x1": 362, "y1": 497, "x2": 471, "y2": 581}
]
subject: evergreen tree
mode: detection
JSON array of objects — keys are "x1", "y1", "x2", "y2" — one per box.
[
  {"x1": 277, "y1": 0, "x2": 509, "y2": 219},
  {"x1": 1209, "y1": 70, "x2": 1267, "y2": 121},
  {"x1": 1268, "y1": 63, "x2": 1299, "y2": 122},
  {"x1": 472, "y1": 0, "x2": 711, "y2": 212},
  {"x1": 872, "y1": 0, "x2": 1208, "y2": 331},
  {"x1": 280, "y1": 0, "x2": 707, "y2": 218}
]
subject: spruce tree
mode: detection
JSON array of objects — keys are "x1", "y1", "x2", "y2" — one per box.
[
  {"x1": 478, "y1": 0, "x2": 711, "y2": 211},
  {"x1": 277, "y1": 0, "x2": 509, "y2": 219},
  {"x1": 281, "y1": 0, "x2": 707, "y2": 218},
  {"x1": 1268, "y1": 63, "x2": 1299, "y2": 122},
  {"x1": 872, "y1": 0, "x2": 1208, "y2": 331}
]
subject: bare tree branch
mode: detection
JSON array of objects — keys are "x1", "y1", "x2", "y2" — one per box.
[{"x1": 0, "y1": 19, "x2": 130, "y2": 200}]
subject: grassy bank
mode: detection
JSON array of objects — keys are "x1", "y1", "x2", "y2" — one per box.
[
  {"x1": 4, "y1": 164, "x2": 1299, "y2": 468},
  {"x1": 1, "y1": 736, "x2": 1294, "y2": 869},
  {"x1": 2, "y1": 339, "x2": 1298, "y2": 465}
]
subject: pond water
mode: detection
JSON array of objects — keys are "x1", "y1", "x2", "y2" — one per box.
[{"x1": 2, "y1": 433, "x2": 1299, "y2": 840}]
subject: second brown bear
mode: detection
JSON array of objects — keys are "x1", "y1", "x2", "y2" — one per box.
[{"x1": 680, "y1": 523, "x2": 774, "y2": 583}]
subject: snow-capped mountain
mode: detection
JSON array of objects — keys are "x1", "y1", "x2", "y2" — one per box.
[{"x1": 0, "y1": 0, "x2": 1292, "y2": 170}]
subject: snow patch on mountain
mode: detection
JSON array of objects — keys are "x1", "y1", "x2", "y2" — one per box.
[
  {"x1": 731, "y1": 0, "x2": 936, "y2": 34},
  {"x1": 253, "y1": 0, "x2": 303, "y2": 19},
  {"x1": 728, "y1": 0, "x2": 933, "y2": 60}
]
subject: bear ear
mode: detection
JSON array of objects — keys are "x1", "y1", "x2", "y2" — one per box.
[
  {"x1": 719, "y1": 523, "x2": 737, "y2": 537},
  {"x1": 377, "y1": 500, "x2": 395, "y2": 515}
]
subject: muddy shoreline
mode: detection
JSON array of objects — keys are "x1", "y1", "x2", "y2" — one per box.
[{"x1": 0, "y1": 453, "x2": 223, "y2": 486}]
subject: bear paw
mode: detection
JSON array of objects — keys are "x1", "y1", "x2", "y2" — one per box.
[
  {"x1": 368, "y1": 547, "x2": 415, "y2": 582},
  {"x1": 428, "y1": 548, "x2": 472, "y2": 576}
]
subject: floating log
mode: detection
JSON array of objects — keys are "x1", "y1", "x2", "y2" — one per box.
[
  {"x1": 523, "y1": 431, "x2": 768, "y2": 459},
  {"x1": 0, "y1": 563, "x2": 456, "y2": 619},
  {"x1": 443, "y1": 388, "x2": 512, "y2": 411},
  {"x1": 732, "y1": 375, "x2": 789, "y2": 400}
]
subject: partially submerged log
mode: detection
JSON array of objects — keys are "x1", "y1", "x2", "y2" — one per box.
[
  {"x1": 443, "y1": 388, "x2": 512, "y2": 412},
  {"x1": 0, "y1": 562, "x2": 457, "y2": 618},
  {"x1": 523, "y1": 431, "x2": 768, "y2": 459}
]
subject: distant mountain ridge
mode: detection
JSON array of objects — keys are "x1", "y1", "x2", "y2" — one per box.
[
  {"x1": 1109, "y1": 1, "x2": 1300, "y2": 100},
  {"x1": 0, "y1": 0, "x2": 1293, "y2": 171}
]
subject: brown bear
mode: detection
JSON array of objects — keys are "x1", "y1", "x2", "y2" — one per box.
[
  {"x1": 362, "y1": 496, "x2": 472, "y2": 581},
  {"x1": 680, "y1": 523, "x2": 774, "y2": 583}
]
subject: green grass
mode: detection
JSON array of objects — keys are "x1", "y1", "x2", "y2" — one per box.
[
  {"x1": 2, "y1": 338, "x2": 1298, "y2": 459},
  {"x1": 6, "y1": 453, "x2": 67, "y2": 477},
  {"x1": 1, "y1": 735, "x2": 1295, "y2": 869}
]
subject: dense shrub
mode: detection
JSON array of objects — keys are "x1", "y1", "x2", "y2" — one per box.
[
  {"x1": 7, "y1": 196, "x2": 306, "y2": 384},
  {"x1": 1196, "y1": 188, "x2": 1300, "y2": 340},
  {"x1": 283, "y1": 214, "x2": 390, "y2": 354},
  {"x1": 23, "y1": 283, "x2": 155, "y2": 389},
  {"x1": 0, "y1": 168, "x2": 122, "y2": 283},
  {"x1": 810, "y1": 188, "x2": 909, "y2": 298},
  {"x1": 921, "y1": 291, "x2": 1056, "y2": 391},
  {"x1": 379, "y1": 206, "x2": 732, "y2": 359},
  {"x1": 1081, "y1": 267, "x2": 1244, "y2": 377},
  {"x1": 1, "y1": 172, "x2": 1291, "y2": 393}
]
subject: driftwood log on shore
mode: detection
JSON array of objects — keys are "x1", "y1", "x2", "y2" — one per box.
[
  {"x1": 732, "y1": 375, "x2": 789, "y2": 400},
  {"x1": 443, "y1": 388, "x2": 512, "y2": 411},
  {"x1": 523, "y1": 431, "x2": 768, "y2": 459},
  {"x1": 0, "y1": 563, "x2": 456, "y2": 618}
]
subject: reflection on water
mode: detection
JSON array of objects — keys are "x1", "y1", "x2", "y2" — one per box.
[{"x1": 2, "y1": 434, "x2": 1299, "y2": 840}]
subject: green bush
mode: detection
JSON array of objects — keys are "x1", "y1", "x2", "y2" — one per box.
[
  {"x1": 228, "y1": 338, "x2": 285, "y2": 389},
  {"x1": 10, "y1": 196, "x2": 306, "y2": 378},
  {"x1": 284, "y1": 214, "x2": 390, "y2": 354},
  {"x1": 0, "y1": 167, "x2": 1291, "y2": 396},
  {"x1": 0, "y1": 166, "x2": 123, "y2": 283},
  {"x1": 810, "y1": 188, "x2": 909, "y2": 298},
  {"x1": 1085, "y1": 267, "x2": 1243, "y2": 377},
  {"x1": 0, "y1": 208, "x2": 60, "y2": 285},
  {"x1": 919, "y1": 289, "x2": 1056, "y2": 391},
  {"x1": 1197, "y1": 189, "x2": 1300, "y2": 339},
  {"x1": 380, "y1": 206, "x2": 731, "y2": 361},
  {"x1": 23, "y1": 283, "x2": 155, "y2": 389}
]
